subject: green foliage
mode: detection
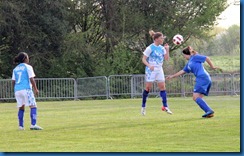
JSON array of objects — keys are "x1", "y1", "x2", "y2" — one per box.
[
  {"x1": 205, "y1": 55, "x2": 240, "y2": 73},
  {"x1": 0, "y1": 0, "x2": 70, "y2": 78},
  {"x1": 187, "y1": 25, "x2": 240, "y2": 56},
  {"x1": 0, "y1": 0, "x2": 229, "y2": 78},
  {"x1": 99, "y1": 43, "x2": 143, "y2": 75},
  {"x1": 0, "y1": 97, "x2": 240, "y2": 152}
]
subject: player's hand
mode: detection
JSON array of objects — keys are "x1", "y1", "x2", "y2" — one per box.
[
  {"x1": 149, "y1": 65, "x2": 154, "y2": 71},
  {"x1": 34, "y1": 89, "x2": 39, "y2": 96},
  {"x1": 164, "y1": 43, "x2": 169, "y2": 51},
  {"x1": 166, "y1": 75, "x2": 173, "y2": 80},
  {"x1": 211, "y1": 66, "x2": 219, "y2": 70},
  {"x1": 212, "y1": 66, "x2": 223, "y2": 73}
]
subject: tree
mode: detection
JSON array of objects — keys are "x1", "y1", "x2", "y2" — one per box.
[
  {"x1": 0, "y1": 0, "x2": 228, "y2": 78},
  {"x1": 0, "y1": 0, "x2": 70, "y2": 78}
]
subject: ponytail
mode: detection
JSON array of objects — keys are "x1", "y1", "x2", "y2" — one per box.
[
  {"x1": 149, "y1": 30, "x2": 164, "y2": 40},
  {"x1": 13, "y1": 52, "x2": 28, "y2": 64},
  {"x1": 149, "y1": 30, "x2": 155, "y2": 38}
]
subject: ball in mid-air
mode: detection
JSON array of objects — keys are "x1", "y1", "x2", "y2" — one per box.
[{"x1": 173, "y1": 34, "x2": 184, "y2": 45}]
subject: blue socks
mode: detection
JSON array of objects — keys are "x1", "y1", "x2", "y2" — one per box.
[
  {"x1": 18, "y1": 107, "x2": 38, "y2": 127},
  {"x1": 142, "y1": 90, "x2": 149, "y2": 107},
  {"x1": 160, "y1": 90, "x2": 168, "y2": 107},
  {"x1": 18, "y1": 109, "x2": 24, "y2": 127},
  {"x1": 195, "y1": 97, "x2": 212, "y2": 113},
  {"x1": 30, "y1": 107, "x2": 37, "y2": 126}
]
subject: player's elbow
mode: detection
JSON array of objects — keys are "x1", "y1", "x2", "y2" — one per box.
[
  {"x1": 206, "y1": 57, "x2": 210, "y2": 62},
  {"x1": 142, "y1": 56, "x2": 147, "y2": 63}
]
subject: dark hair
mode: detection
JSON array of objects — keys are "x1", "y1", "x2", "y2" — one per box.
[
  {"x1": 13, "y1": 52, "x2": 28, "y2": 64},
  {"x1": 182, "y1": 47, "x2": 191, "y2": 55},
  {"x1": 149, "y1": 30, "x2": 164, "y2": 40},
  {"x1": 182, "y1": 46, "x2": 197, "y2": 55}
]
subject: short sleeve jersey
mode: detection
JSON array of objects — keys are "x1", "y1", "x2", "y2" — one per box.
[
  {"x1": 12, "y1": 63, "x2": 36, "y2": 92},
  {"x1": 183, "y1": 54, "x2": 210, "y2": 78},
  {"x1": 143, "y1": 43, "x2": 166, "y2": 67}
]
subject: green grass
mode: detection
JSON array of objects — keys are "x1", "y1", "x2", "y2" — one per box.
[
  {"x1": 207, "y1": 55, "x2": 240, "y2": 72},
  {"x1": 0, "y1": 96, "x2": 240, "y2": 152}
]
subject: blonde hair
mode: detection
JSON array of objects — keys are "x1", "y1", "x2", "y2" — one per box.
[{"x1": 149, "y1": 30, "x2": 163, "y2": 40}]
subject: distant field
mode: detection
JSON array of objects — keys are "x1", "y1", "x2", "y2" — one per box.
[
  {"x1": 207, "y1": 55, "x2": 240, "y2": 72},
  {"x1": 0, "y1": 96, "x2": 240, "y2": 152}
]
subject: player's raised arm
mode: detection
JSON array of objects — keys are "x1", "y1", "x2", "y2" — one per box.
[{"x1": 164, "y1": 43, "x2": 170, "y2": 61}]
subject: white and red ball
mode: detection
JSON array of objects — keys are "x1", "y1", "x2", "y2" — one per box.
[{"x1": 173, "y1": 34, "x2": 184, "y2": 45}]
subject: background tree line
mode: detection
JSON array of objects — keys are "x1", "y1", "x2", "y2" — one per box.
[{"x1": 1, "y1": 0, "x2": 238, "y2": 79}]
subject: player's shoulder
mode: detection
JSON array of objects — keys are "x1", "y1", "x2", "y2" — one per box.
[
  {"x1": 193, "y1": 54, "x2": 206, "y2": 59},
  {"x1": 13, "y1": 63, "x2": 27, "y2": 71},
  {"x1": 145, "y1": 44, "x2": 153, "y2": 52},
  {"x1": 23, "y1": 63, "x2": 34, "y2": 70},
  {"x1": 148, "y1": 43, "x2": 155, "y2": 48}
]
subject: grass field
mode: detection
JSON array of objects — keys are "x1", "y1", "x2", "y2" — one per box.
[{"x1": 0, "y1": 96, "x2": 240, "y2": 152}]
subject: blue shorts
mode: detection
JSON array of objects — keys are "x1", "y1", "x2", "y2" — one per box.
[{"x1": 194, "y1": 77, "x2": 212, "y2": 96}]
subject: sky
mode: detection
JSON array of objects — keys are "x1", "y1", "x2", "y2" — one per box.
[{"x1": 216, "y1": 0, "x2": 240, "y2": 28}]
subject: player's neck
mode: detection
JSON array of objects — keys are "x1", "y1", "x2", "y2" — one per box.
[{"x1": 153, "y1": 42, "x2": 160, "y2": 46}]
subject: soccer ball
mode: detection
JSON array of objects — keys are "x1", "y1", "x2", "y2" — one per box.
[{"x1": 173, "y1": 34, "x2": 184, "y2": 45}]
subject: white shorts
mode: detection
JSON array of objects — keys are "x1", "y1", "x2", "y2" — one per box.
[
  {"x1": 145, "y1": 66, "x2": 165, "y2": 82},
  {"x1": 15, "y1": 89, "x2": 37, "y2": 108}
]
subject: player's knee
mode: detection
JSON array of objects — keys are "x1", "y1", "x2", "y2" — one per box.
[
  {"x1": 145, "y1": 85, "x2": 152, "y2": 92},
  {"x1": 145, "y1": 87, "x2": 150, "y2": 92},
  {"x1": 193, "y1": 96, "x2": 199, "y2": 101},
  {"x1": 19, "y1": 105, "x2": 25, "y2": 110},
  {"x1": 160, "y1": 86, "x2": 166, "y2": 90},
  {"x1": 29, "y1": 105, "x2": 36, "y2": 109}
]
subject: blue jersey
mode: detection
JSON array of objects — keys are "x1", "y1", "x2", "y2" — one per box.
[
  {"x1": 183, "y1": 54, "x2": 210, "y2": 79},
  {"x1": 12, "y1": 63, "x2": 36, "y2": 92},
  {"x1": 143, "y1": 43, "x2": 166, "y2": 67}
]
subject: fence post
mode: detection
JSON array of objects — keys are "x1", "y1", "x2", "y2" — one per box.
[
  {"x1": 74, "y1": 78, "x2": 78, "y2": 100},
  {"x1": 107, "y1": 76, "x2": 112, "y2": 99},
  {"x1": 131, "y1": 75, "x2": 134, "y2": 99},
  {"x1": 233, "y1": 73, "x2": 240, "y2": 96},
  {"x1": 231, "y1": 73, "x2": 234, "y2": 96},
  {"x1": 181, "y1": 75, "x2": 185, "y2": 97},
  {"x1": 105, "y1": 76, "x2": 109, "y2": 99}
]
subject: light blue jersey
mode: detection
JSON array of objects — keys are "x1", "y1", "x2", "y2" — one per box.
[
  {"x1": 12, "y1": 63, "x2": 35, "y2": 92},
  {"x1": 143, "y1": 43, "x2": 167, "y2": 82},
  {"x1": 143, "y1": 43, "x2": 166, "y2": 67}
]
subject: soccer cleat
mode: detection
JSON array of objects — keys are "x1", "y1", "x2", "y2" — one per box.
[
  {"x1": 162, "y1": 106, "x2": 173, "y2": 114},
  {"x1": 19, "y1": 126, "x2": 25, "y2": 130},
  {"x1": 30, "y1": 125, "x2": 43, "y2": 130},
  {"x1": 141, "y1": 107, "x2": 146, "y2": 116},
  {"x1": 202, "y1": 110, "x2": 214, "y2": 118}
]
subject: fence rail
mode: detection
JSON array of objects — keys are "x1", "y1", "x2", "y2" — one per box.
[{"x1": 0, "y1": 73, "x2": 240, "y2": 101}]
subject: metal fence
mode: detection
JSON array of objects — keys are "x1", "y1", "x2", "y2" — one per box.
[
  {"x1": 0, "y1": 79, "x2": 14, "y2": 100},
  {"x1": 77, "y1": 76, "x2": 108, "y2": 99},
  {"x1": 35, "y1": 78, "x2": 76, "y2": 99},
  {"x1": 0, "y1": 73, "x2": 240, "y2": 101},
  {"x1": 233, "y1": 73, "x2": 240, "y2": 95}
]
